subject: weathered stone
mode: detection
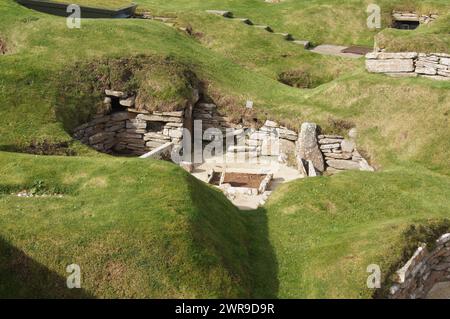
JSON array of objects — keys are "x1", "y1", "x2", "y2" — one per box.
[
  {"x1": 440, "y1": 58, "x2": 450, "y2": 66},
  {"x1": 105, "y1": 89, "x2": 125, "y2": 98},
  {"x1": 365, "y1": 52, "x2": 418, "y2": 60},
  {"x1": 320, "y1": 143, "x2": 340, "y2": 150},
  {"x1": 297, "y1": 122, "x2": 324, "y2": 172},
  {"x1": 324, "y1": 152, "x2": 352, "y2": 160},
  {"x1": 437, "y1": 69, "x2": 450, "y2": 77},
  {"x1": 326, "y1": 159, "x2": 361, "y2": 170},
  {"x1": 318, "y1": 138, "x2": 343, "y2": 144},
  {"x1": 264, "y1": 120, "x2": 278, "y2": 128},
  {"x1": 318, "y1": 134, "x2": 344, "y2": 139},
  {"x1": 341, "y1": 139, "x2": 355, "y2": 153},
  {"x1": 415, "y1": 67, "x2": 437, "y2": 75},
  {"x1": 143, "y1": 132, "x2": 170, "y2": 141},
  {"x1": 88, "y1": 132, "x2": 114, "y2": 145},
  {"x1": 205, "y1": 10, "x2": 233, "y2": 18},
  {"x1": 293, "y1": 40, "x2": 311, "y2": 49},
  {"x1": 348, "y1": 128, "x2": 358, "y2": 139},
  {"x1": 119, "y1": 96, "x2": 135, "y2": 107},
  {"x1": 138, "y1": 114, "x2": 183, "y2": 123},
  {"x1": 366, "y1": 59, "x2": 415, "y2": 73}
]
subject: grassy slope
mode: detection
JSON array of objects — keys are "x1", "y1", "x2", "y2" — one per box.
[
  {"x1": 0, "y1": 152, "x2": 274, "y2": 298},
  {"x1": 0, "y1": 0, "x2": 449, "y2": 298}
]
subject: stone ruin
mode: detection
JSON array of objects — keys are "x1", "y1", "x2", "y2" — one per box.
[
  {"x1": 366, "y1": 52, "x2": 450, "y2": 81},
  {"x1": 73, "y1": 89, "x2": 189, "y2": 156},
  {"x1": 389, "y1": 233, "x2": 450, "y2": 299},
  {"x1": 296, "y1": 123, "x2": 373, "y2": 176},
  {"x1": 392, "y1": 11, "x2": 438, "y2": 30},
  {"x1": 72, "y1": 89, "x2": 374, "y2": 177}
]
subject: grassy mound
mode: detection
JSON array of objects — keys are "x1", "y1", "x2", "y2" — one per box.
[
  {"x1": 56, "y1": 55, "x2": 200, "y2": 131},
  {"x1": 263, "y1": 169, "x2": 450, "y2": 298},
  {"x1": 0, "y1": 152, "x2": 273, "y2": 298}
]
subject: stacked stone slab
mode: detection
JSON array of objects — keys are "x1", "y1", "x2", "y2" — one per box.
[
  {"x1": 389, "y1": 233, "x2": 450, "y2": 299},
  {"x1": 318, "y1": 134, "x2": 374, "y2": 173},
  {"x1": 73, "y1": 90, "x2": 188, "y2": 155},
  {"x1": 245, "y1": 120, "x2": 297, "y2": 158},
  {"x1": 194, "y1": 102, "x2": 240, "y2": 142},
  {"x1": 365, "y1": 51, "x2": 450, "y2": 80}
]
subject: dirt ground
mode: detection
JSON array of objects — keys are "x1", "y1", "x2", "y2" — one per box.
[{"x1": 222, "y1": 173, "x2": 267, "y2": 188}]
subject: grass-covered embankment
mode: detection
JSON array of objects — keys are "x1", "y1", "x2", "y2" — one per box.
[{"x1": 0, "y1": 0, "x2": 449, "y2": 298}]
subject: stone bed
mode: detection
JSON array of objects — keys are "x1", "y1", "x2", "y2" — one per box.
[{"x1": 208, "y1": 170, "x2": 273, "y2": 196}]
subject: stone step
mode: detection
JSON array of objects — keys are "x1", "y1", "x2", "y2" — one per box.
[{"x1": 206, "y1": 10, "x2": 233, "y2": 18}]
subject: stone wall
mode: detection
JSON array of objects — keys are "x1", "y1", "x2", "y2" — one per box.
[
  {"x1": 366, "y1": 52, "x2": 450, "y2": 81},
  {"x1": 318, "y1": 133, "x2": 374, "y2": 174},
  {"x1": 389, "y1": 233, "x2": 450, "y2": 299},
  {"x1": 73, "y1": 90, "x2": 187, "y2": 155},
  {"x1": 296, "y1": 123, "x2": 374, "y2": 176}
]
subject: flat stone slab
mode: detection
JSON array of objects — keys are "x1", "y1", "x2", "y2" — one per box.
[
  {"x1": 366, "y1": 52, "x2": 418, "y2": 59},
  {"x1": 254, "y1": 25, "x2": 273, "y2": 32},
  {"x1": 236, "y1": 18, "x2": 253, "y2": 25},
  {"x1": 366, "y1": 59, "x2": 415, "y2": 73},
  {"x1": 274, "y1": 32, "x2": 294, "y2": 41},
  {"x1": 206, "y1": 10, "x2": 233, "y2": 18},
  {"x1": 293, "y1": 40, "x2": 311, "y2": 49}
]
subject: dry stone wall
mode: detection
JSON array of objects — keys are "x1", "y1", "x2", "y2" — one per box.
[
  {"x1": 73, "y1": 92, "x2": 373, "y2": 175},
  {"x1": 389, "y1": 233, "x2": 450, "y2": 299},
  {"x1": 366, "y1": 52, "x2": 450, "y2": 80},
  {"x1": 296, "y1": 124, "x2": 374, "y2": 176},
  {"x1": 73, "y1": 90, "x2": 187, "y2": 155}
]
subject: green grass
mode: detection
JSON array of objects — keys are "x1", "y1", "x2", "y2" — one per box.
[{"x1": 0, "y1": 0, "x2": 449, "y2": 298}]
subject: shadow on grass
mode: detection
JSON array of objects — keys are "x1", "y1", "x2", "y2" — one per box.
[
  {"x1": 244, "y1": 208, "x2": 279, "y2": 298},
  {"x1": 185, "y1": 173, "x2": 279, "y2": 298},
  {"x1": 0, "y1": 236, "x2": 93, "y2": 298}
]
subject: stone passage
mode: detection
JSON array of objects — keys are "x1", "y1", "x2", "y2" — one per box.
[
  {"x1": 366, "y1": 52, "x2": 450, "y2": 81},
  {"x1": 392, "y1": 11, "x2": 438, "y2": 30},
  {"x1": 73, "y1": 89, "x2": 190, "y2": 155},
  {"x1": 389, "y1": 234, "x2": 450, "y2": 299}
]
